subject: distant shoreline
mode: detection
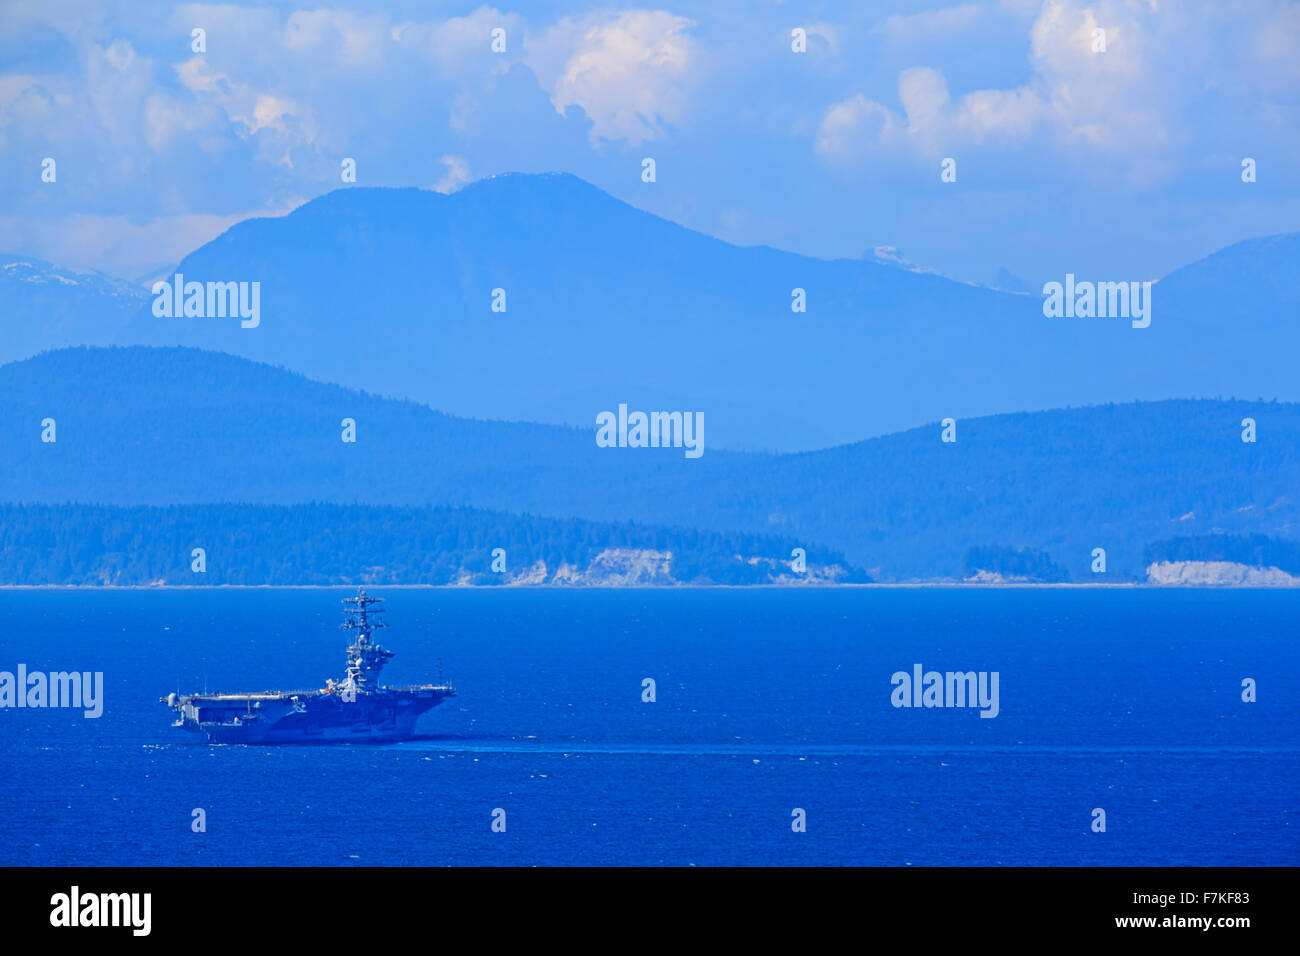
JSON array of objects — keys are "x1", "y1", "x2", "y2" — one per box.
[{"x1": 4, "y1": 582, "x2": 1284, "y2": 590}]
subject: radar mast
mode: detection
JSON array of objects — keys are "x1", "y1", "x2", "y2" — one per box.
[{"x1": 334, "y1": 588, "x2": 393, "y2": 696}]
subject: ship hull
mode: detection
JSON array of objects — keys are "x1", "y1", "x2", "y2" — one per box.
[
  {"x1": 163, "y1": 589, "x2": 455, "y2": 744},
  {"x1": 167, "y1": 687, "x2": 454, "y2": 745}
]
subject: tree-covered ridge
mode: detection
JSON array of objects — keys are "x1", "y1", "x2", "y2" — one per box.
[
  {"x1": 964, "y1": 545, "x2": 1071, "y2": 582},
  {"x1": 0, "y1": 503, "x2": 868, "y2": 586},
  {"x1": 4, "y1": 347, "x2": 1298, "y2": 580},
  {"x1": 1145, "y1": 534, "x2": 1300, "y2": 575}
]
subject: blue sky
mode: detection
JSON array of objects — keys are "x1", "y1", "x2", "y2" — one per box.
[{"x1": 2, "y1": 0, "x2": 1297, "y2": 285}]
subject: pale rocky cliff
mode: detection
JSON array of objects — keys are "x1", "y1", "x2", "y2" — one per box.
[{"x1": 1146, "y1": 560, "x2": 1300, "y2": 587}]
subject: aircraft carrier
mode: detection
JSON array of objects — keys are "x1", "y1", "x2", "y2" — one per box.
[{"x1": 161, "y1": 589, "x2": 455, "y2": 743}]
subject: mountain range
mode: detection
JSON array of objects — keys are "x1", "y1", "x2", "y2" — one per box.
[
  {"x1": 5, "y1": 346, "x2": 1296, "y2": 580},
  {"x1": 0, "y1": 255, "x2": 147, "y2": 359},
  {"x1": 3, "y1": 172, "x2": 1295, "y2": 584},
  {"x1": 5, "y1": 173, "x2": 1298, "y2": 451}
]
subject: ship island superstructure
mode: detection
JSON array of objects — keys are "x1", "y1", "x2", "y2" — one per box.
[{"x1": 162, "y1": 589, "x2": 455, "y2": 744}]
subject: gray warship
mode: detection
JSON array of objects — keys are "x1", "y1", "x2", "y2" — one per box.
[{"x1": 162, "y1": 589, "x2": 455, "y2": 744}]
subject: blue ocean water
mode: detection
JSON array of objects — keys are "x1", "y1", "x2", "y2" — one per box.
[{"x1": 0, "y1": 587, "x2": 1295, "y2": 866}]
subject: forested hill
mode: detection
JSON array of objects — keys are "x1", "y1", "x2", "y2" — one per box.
[
  {"x1": 0, "y1": 503, "x2": 865, "y2": 586},
  {"x1": 4, "y1": 346, "x2": 1297, "y2": 580}
]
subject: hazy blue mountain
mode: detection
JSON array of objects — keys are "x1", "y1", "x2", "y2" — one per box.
[
  {"x1": 0, "y1": 255, "x2": 147, "y2": 363},
  {"x1": 100, "y1": 173, "x2": 1299, "y2": 450},
  {"x1": 5, "y1": 347, "x2": 1297, "y2": 580}
]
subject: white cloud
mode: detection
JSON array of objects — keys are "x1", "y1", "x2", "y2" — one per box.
[
  {"x1": 898, "y1": 67, "x2": 950, "y2": 137},
  {"x1": 283, "y1": 9, "x2": 390, "y2": 68},
  {"x1": 245, "y1": 94, "x2": 305, "y2": 136},
  {"x1": 955, "y1": 86, "x2": 1044, "y2": 142},
  {"x1": 798, "y1": 21, "x2": 841, "y2": 55},
  {"x1": 0, "y1": 210, "x2": 269, "y2": 279},
  {"x1": 143, "y1": 91, "x2": 206, "y2": 150},
  {"x1": 814, "y1": 94, "x2": 898, "y2": 159},
  {"x1": 816, "y1": 0, "x2": 1177, "y2": 162},
  {"x1": 175, "y1": 56, "x2": 229, "y2": 96},
  {"x1": 1, "y1": 0, "x2": 1295, "y2": 283},
  {"x1": 433, "y1": 155, "x2": 471, "y2": 193},
  {"x1": 392, "y1": 6, "x2": 521, "y2": 80},
  {"x1": 528, "y1": 10, "x2": 696, "y2": 145},
  {"x1": 83, "y1": 37, "x2": 155, "y2": 147},
  {"x1": 1255, "y1": 2, "x2": 1300, "y2": 79},
  {"x1": 875, "y1": 4, "x2": 983, "y2": 41},
  {"x1": 173, "y1": 54, "x2": 314, "y2": 152}
]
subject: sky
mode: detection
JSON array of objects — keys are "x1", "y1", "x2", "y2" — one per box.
[{"x1": 1, "y1": 0, "x2": 1297, "y2": 285}]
